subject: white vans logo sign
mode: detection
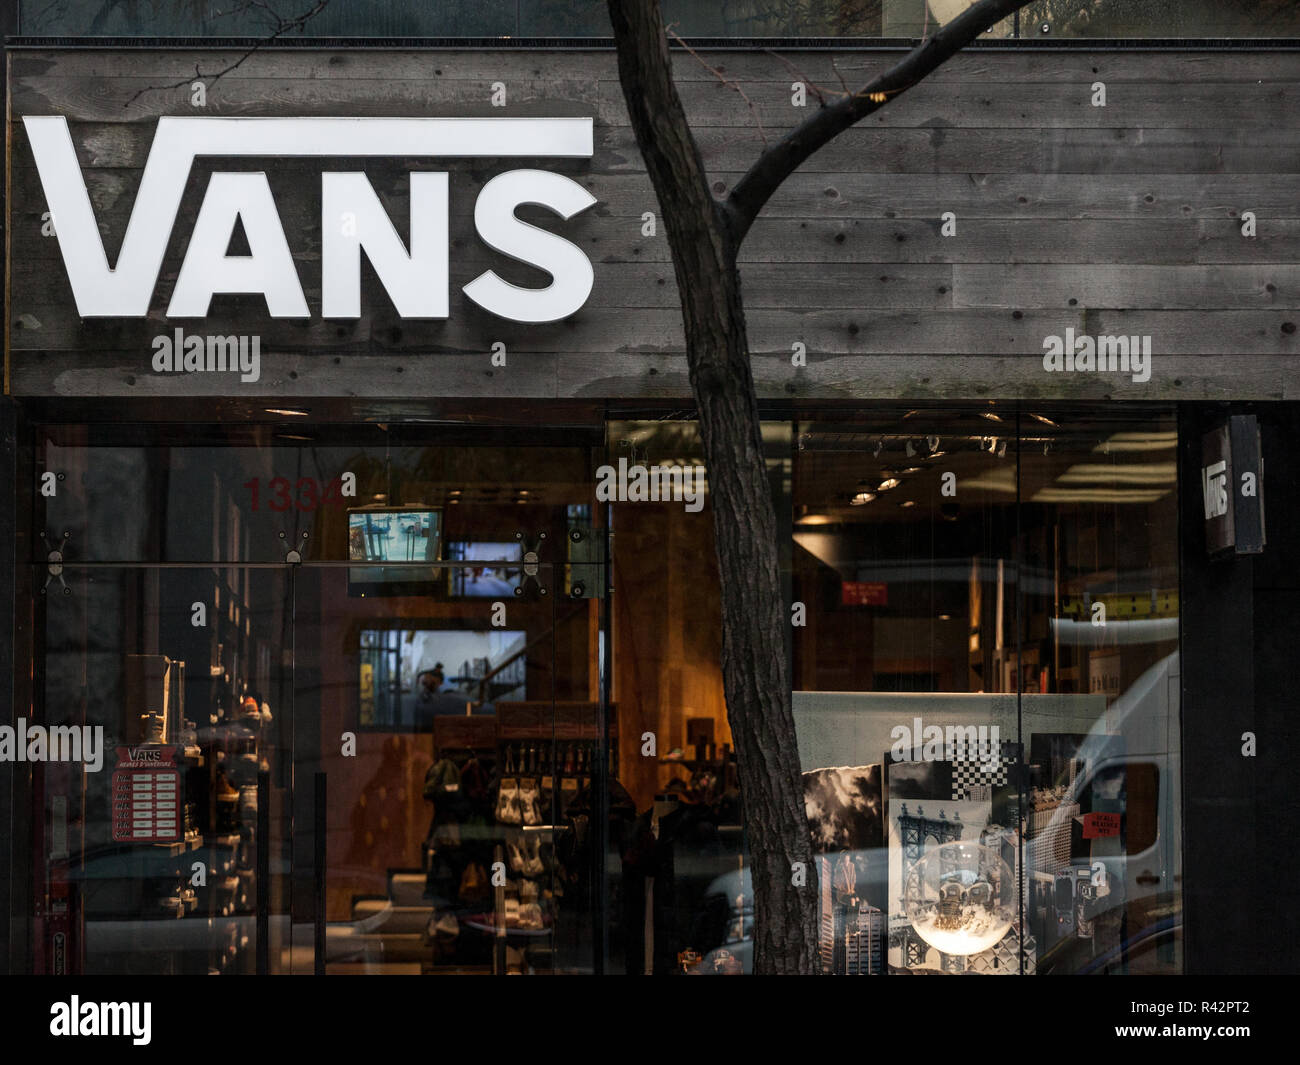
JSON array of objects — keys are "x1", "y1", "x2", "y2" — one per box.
[{"x1": 23, "y1": 116, "x2": 596, "y2": 324}]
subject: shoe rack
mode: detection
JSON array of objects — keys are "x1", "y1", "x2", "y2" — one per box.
[{"x1": 421, "y1": 702, "x2": 616, "y2": 973}]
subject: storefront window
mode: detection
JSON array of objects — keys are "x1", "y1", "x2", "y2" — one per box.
[
  {"x1": 15, "y1": 404, "x2": 1181, "y2": 974},
  {"x1": 792, "y1": 405, "x2": 1181, "y2": 974},
  {"x1": 20, "y1": 417, "x2": 611, "y2": 974},
  {"x1": 601, "y1": 417, "x2": 791, "y2": 974}
]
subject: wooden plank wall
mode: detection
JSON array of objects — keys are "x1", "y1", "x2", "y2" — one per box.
[{"x1": 5, "y1": 47, "x2": 1299, "y2": 400}]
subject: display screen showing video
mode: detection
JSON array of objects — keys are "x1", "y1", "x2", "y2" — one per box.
[
  {"x1": 444, "y1": 540, "x2": 524, "y2": 597},
  {"x1": 348, "y1": 509, "x2": 442, "y2": 592},
  {"x1": 358, "y1": 627, "x2": 527, "y2": 728}
]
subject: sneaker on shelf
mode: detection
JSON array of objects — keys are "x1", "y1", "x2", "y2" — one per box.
[
  {"x1": 238, "y1": 784, "x2": 258, "y2": 824},
  {"x1": 522, "y1": 835, "x2": 545, "y2": 878}
]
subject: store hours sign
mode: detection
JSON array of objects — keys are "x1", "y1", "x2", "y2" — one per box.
[
  {"x1": 111, "y1": 746, "x2": 182, "y2": 844},
  {"x1": 24, "y1": 115, "x2": 597, "y2": 325}
]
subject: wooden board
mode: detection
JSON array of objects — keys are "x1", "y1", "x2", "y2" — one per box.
[{"x1": 7, "y1": 46, "x2": 1300, "y2": 400}]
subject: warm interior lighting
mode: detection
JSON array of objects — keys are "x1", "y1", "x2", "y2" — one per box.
[
  {"x1": 1032, "y1": 488, "x2": 1168, "y2": 504},
  {"x1": 1094, "y1": 431, "x2": 1178, "y2": 453},
  {"x1": 1057, "y1": 462, "x2": 1176, "y2": 485},
  {"x1": 796, "y1": 508, "x2": 836, "y2": 525}
]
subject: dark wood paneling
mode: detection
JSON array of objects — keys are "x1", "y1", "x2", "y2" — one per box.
[
  {"x1": 1179, "y1": 404, "x2": 1258, "y2": 975},
  {"x1": 6, "y1": 47, "x2": 1300, "y2": 399},
  {"x1": 16, "y1": 73, "x2": 1300, "y2": 129}
]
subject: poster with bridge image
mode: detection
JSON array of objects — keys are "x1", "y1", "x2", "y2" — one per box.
[
  {"x1": 358, "y1": 627, "x2": 527, "y2": 729},
  {"x1": 885, "y1": 754, "x2": 1031, "y2": 975}
]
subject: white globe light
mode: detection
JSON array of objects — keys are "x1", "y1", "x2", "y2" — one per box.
[{"x1": 904, "y1": 840, "x2": 1015, "y2": 956}]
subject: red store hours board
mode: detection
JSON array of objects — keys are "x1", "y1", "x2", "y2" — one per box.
[{"x1": 111, "y1": 746, "x2": 182, "y2": 843}]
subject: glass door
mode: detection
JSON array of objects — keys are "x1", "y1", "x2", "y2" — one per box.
[{"x1": 23, "y1": 561, "x2": 294, "y2": 974}]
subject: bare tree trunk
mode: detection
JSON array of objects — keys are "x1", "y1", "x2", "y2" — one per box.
[
  {"x1": 607, "y1": 0, "x2": 819, "y2": 974},
  {"x1": 606, "y1": 0, "x2": 1040, "y2": 974}
]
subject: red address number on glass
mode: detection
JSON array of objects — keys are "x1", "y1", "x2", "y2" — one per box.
[{"x1": 245, "y1": 477, "x2": 350, "y2": 513}]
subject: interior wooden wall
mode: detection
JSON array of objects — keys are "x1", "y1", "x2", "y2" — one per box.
[{"x1": 611, "y1": 500, "x2": 732, "y2": 811}]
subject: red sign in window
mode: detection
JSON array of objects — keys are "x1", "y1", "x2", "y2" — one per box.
[
  {"x1": 1082, "y1": 811, "x2": 1122, "y2": 839},
  {"x1": 841, "y1": 581, "x2": 888, "y2": 606}
]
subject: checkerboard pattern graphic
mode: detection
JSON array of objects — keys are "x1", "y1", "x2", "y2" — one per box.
[{"x1": 950, "y1": 743, "x2": 1018, "y2": 800}]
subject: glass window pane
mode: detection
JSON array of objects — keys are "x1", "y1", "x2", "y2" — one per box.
[
  {"x1": 24, "y1": 564, "x2": 292, "y2": 974},
  {"x1": 791, "y1": 404, "x2": 1181, "y2": 975},
  {"x1": 1018, "y1": 408, "x2": 1180, "y2": 975}
]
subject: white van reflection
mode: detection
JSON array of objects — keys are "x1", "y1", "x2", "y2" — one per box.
[{"x1": 702, "y1": 651, "x2": 1183, "y2": 975}]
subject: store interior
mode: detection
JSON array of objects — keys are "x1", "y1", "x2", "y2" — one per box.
[{"x1": 20, "y1": 403, "x2": 1181, "y2": 974}]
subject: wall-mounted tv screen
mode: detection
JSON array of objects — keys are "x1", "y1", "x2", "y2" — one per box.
[
  {"x1": 444, "y1": 540, "x2": 524, "y2": 597},
  {"x1": 358, "y1": 627, "x2": 527, "y2": 729},
  {"x1": 348, "y1": 507, "x2": 443, "y2": 595}
]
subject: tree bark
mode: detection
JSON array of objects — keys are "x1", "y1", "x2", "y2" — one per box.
[{"x1": 607, "y1": 0, "x2": 820, "y2": 974}]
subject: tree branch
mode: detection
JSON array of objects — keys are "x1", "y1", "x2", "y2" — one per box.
[
  {"x1": 763, "y1": 48, "x2": 831, "y2": 106},
  {"x1": 723, "y1": 0, "x2": 1035, "y2": 247},
  {"x1": 667, "y1": 24, "x2": 768, "y2": 146},
  {"x1": 125, "y1": 0, "x2": 329, "y2": 107}
]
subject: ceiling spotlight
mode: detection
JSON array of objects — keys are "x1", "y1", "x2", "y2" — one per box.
[
  {"x1": 1030, "y1": 413, "x2": 1059, "y2": 427},
  {"x1": 899, "y1": 500, "x2": 916, "y2": 508},
  {"x1": 878, "y1": 477, "x2": 901, "y2": 491},
  {"x1": 980, "y1": 412, "x2": 1003, "y2": 422},
  {"x1": 850, "y1": 492, "x2": 876, "y2": 506},
  {"x1": 901, "y1": 467, "x2": 924, "y2": 475}
]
